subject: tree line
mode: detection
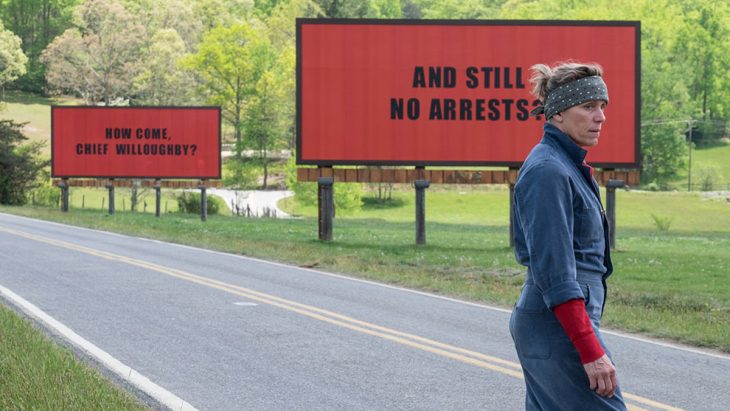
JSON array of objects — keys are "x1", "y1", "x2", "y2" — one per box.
[{"x1": 1, "y1": 0, "x2": 729, "y2": 195}]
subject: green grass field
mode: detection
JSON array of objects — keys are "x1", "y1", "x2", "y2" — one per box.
[
  {"x1": 0, "y1": 304, "x2": 149, "y2": 410},
  {"x1": 669, "y1": 141, "x2": 730, "y2": 191}
]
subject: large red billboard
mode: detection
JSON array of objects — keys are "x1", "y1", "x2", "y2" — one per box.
[
  {"x1": 297, "y1": 20, "x2": 640, "y2": 168},
  {"x1": 52, "y1": 106, "x2": 221, "y2": 179}
]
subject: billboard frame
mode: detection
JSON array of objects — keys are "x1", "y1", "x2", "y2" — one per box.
[
  {"x1": 51, "y1": 105, "x2": 222, "y2": 179},
  {"x1": 296, "y1": 18, "x2": 641, "y2": 169}
]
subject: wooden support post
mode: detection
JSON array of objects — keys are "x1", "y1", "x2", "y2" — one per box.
[
  {"x1": 318, "y1": 176, "x2": 334, "y2": 241},
  {"x1": 199, "y1": 181, "x2": 207, "y2": 222},
  {"x1": 414, "y1": 179, "x2": 430, "y2": 245},
  {"x1": 509, "y1": 183, "x2": 515, "y2": 248},
  {"x1": 59, "y1": 179, "x2": 69, "y2": 212},
  {"x1": 154, "y1": 179, "x2": 161, "y2": 217},
  {"x1": 605, "y1": 179, "x2": 624, "y2": 250},
  {"x1": 106, "y1": 179, "x2": 115, "y2": 215}
]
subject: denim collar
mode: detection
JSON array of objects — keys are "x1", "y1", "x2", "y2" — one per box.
[{"x1": 541, "y1": 122, "x2": 587, "y2": 165}]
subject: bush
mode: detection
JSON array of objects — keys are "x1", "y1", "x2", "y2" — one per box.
[
  {"x1": 0, "y1": 120, "x2": 47, "y2": 205},
  {"x1": 223, "y1": 158, "x2": 259, "y2": 189},
  {"x1": 650, "y1": 214, "x2": 673, "y2": 232},
  {"x1": 176, "y1": 192, "x2": 223, "y2": 215},
  {"x1": 284, "y1": 153, "x2": 362, "y2": 214}
]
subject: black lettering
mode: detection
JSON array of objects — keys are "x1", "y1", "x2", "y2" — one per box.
[
  {"x1": 391, "y1": 98, "x2": 404, "y2": 119},
  {"x1": 105, "y1": 129, "x2": 113, "y2": 139},
  {"x1": 429, "y1": 99, "x2": 442, "y2": 120},
  {"x1": 459, "y1": 99, "x2": 472, "y2": 120},
  {"x1": 76, "y1": 144, "x2": 83, "y2": 154},
  {"x1": 494, "y1": 66, "x2": 501, "y2": 88},
  {"x1": 443, "y1": 66, "x2": 456, "y2": 88},
  {"x1": 116, "y1": 144, "x2": 128, "y2": 154},
  {"x1": 443, "y1": 99, "x2": 456, "y2": 120},
  {"x1": 502, "y1": 99, "x2": 514, "y2": 120},
  {"x1": 488, "y1": 99, "x2": 500, "y2": 121},
  {"x1": 465, "y1": 67, "x2": 479, "y2": 89},
  {"x1": 407, "y1": 99, "x2": 419, "y2": 120},
  {"x1": 516, "y1": 99, "x2": 530, "y2": 121},
  {"x1": 516, "y1": 67, "x2": 525, "y2": 89},
  {"x1": 412, "y1": 66, "x2": 426, "y2": 88},
  {"x1": 504, "y1": 67, "x2": 513, "y2": 89},
  {"x1": 428, "y1": 66, "x2": 441, "y2": 88},
  {"x1": 532, "y1": 99, "x2": 543, "y2": 121},
  {"x1": 136, "y1": 128, "x2": 143, "y2": 139},
  {"x1": 481, "y1": 67, "x2": 493, "y2": 88},
  {"x1": 475, "y1": 99, "x2": 486, "y2": 120}
]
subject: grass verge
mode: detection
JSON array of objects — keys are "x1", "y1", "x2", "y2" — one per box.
[{"x1": 0, "y1": 304, "x2": 149, "y2": 409}]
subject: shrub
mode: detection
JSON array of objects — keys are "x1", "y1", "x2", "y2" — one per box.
[
  {"x1": 650, "y1": 214, "x2": 673, "y2": 232},
  {"x1": 176, "y1": 192, "x2": 223, "y2": 215}
]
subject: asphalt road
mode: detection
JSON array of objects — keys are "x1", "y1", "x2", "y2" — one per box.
[{"x1": 1, "y1": 212, "x2": 728, "y2": 411}]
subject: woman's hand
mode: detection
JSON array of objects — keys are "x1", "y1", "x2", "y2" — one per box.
[{"x1": 583, "y1": 354, "x2": 618, "y2": 397}]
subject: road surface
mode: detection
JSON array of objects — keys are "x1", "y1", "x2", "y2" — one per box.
[{"x1": 0, "y1": 212, "x2": 728, "y2": 410}]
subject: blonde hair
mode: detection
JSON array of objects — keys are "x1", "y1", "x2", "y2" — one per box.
[{"x1": 530, "y1": 62, "x2": 604, "y2": 102}]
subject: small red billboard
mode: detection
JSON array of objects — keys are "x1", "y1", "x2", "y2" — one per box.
[
  {"x1": 297, "y1": 20, "x2": 640, "y2": 168},
  {"x1": 52, "y1": 106, "x2": 221, "y2": 179}
]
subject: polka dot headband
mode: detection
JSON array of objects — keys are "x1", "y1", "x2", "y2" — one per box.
[{"x1": 530, "y1": 76, "x2": 609, "y2": 119}]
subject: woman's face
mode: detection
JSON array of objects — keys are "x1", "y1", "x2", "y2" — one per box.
[{"x1": 552, "y1": 100, "x2": 607, "y2": 147}]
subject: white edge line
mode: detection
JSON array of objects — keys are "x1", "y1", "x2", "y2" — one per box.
[
  {"x1": 0, "y1": 283, "x2": 198, "y2": 411},
  {"x1": 3, "y1": 212, "x2": 729, "y2": 361}
]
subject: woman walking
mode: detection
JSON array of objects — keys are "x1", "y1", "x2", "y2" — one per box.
[{"x1": 509, "y1": 61, "x2": 627, "y2": 411}]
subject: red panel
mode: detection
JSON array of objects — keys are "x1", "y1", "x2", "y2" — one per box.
[
  {"x1": 298, "y1": 21, "x2": 639, "y2": 167},
  {"x1": 52, "y1": 107, "x2": 221, "y2": 178}
]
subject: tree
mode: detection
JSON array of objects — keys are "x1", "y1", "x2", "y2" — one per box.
[
  {"x1": 132, "y1": 29, "x2": 199, "y2": 105},
  {"x1": 122, "y1": 0, "x2": 203, "y2": 50},
  {"x1": 672, "y1": 1, "x2": 730, "y2": 144},
  {"x1": 0, "y1": 119, "x2": 47, "y2": 205},
  {"x1": 182, "y1": 22, "x2": 270, "y2": 157},
  {"x1": 41, "y1": 0, "x2": 145, "y2": 104},
  {"x1": 0, "y1": 0, "x2": 79, "y2": 92},
  {"x1": 0, "y1": 21, "x2": 28, "y2": 90},
  {"x1": 413, "y1": 0, "x2": 504, "y2": 19},
  {"x1": 314, "y1": 0, "x2": 369, "y2": 17}
]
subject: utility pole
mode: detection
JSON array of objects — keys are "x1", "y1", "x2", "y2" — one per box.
[{"x1": 687, "y1": 120, "x2": 692, "y2": 191}]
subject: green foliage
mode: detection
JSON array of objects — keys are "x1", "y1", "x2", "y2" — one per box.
[
  {"x1": 0, "y1": 0, "x2": 79, "y2": 93},
  {"x1": 285, "y1": 154, "x2": 362, "y2": 213},
  {"x1": 333, "y1": 182, "x2": 363, "y2": 214},
  {"x1": 176, "y1": 191, "x2": 223, "y2": 215},
  {"x1": 0, "y1": 119, "x2": 47, "y2": 205},
  {"x1": 223, "y1": 158, "x2": 260, "y2": 189},
  {"x1": 650, "y1": 214, "x2": 673, "y2": 232},
  {"x1": 0, "y1": 21, "x2": 28, "y2": 88},
  {"x1": 41, "y1": 0, "x2": 145, "y2": 104},
  {"x1": 131, "y1": 28, "x2": 198, "y2": 105}
]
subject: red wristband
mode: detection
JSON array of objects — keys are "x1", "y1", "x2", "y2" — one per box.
[{"x1": 553, "y1": 299, "x2": 605, "y2": 364}]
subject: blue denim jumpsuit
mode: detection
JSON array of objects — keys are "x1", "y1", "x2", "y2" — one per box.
[{"x1": 509, "y1": 123, "x2": 627, "y2": 410}]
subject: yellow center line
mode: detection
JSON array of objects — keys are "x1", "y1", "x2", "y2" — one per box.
[{"x1": 0, "y1": 225, "x2": 684, "y2": 410}]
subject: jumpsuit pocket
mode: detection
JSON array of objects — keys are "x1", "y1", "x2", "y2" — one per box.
[{"x1": 510, "y1": 308, "x2": 559, "y2": 360}]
